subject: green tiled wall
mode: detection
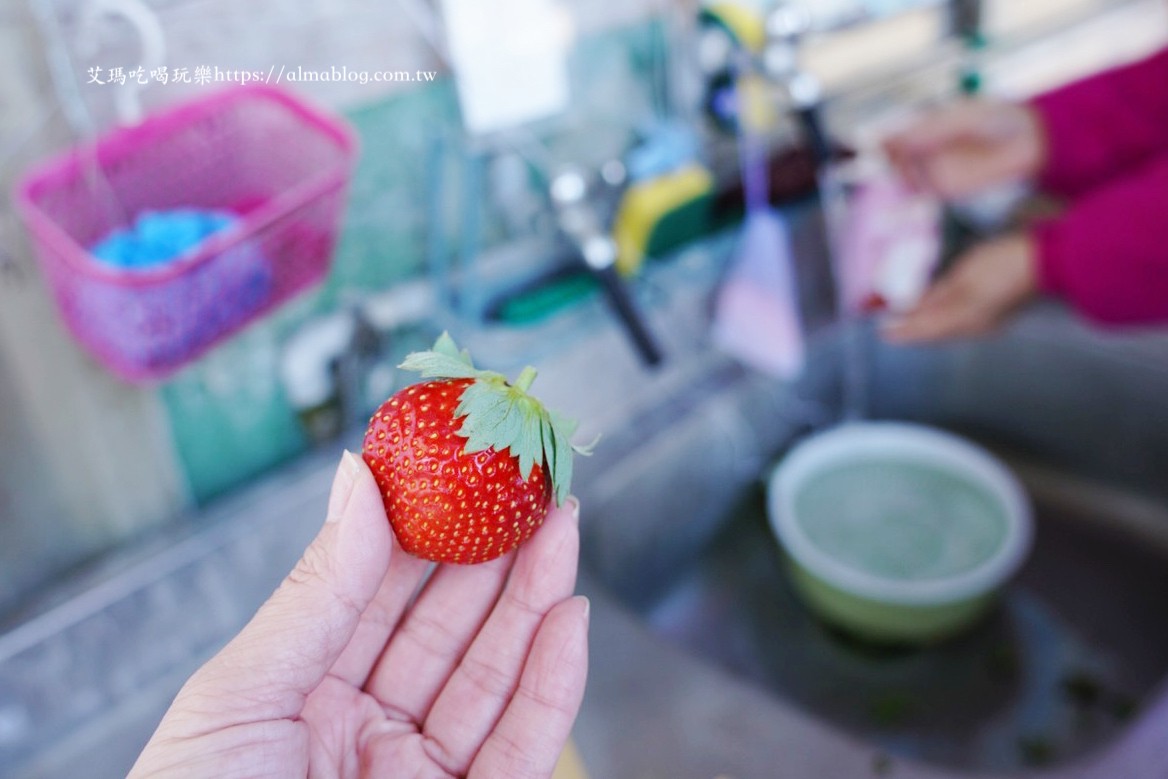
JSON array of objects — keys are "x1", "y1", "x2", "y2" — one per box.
[{"x1": 159, "y1": 305, "x2": 312, "y2": 504}]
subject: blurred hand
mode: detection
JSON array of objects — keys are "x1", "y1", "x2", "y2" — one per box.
[
  {"x1": 884, "y1": 100, "x2": 1047, "y2": 199},
  {"x1": 881, "y1": 233, "x2": 1038, "y2": 343},
  {"x1": 129, "y1": 451, "x2": 588, "y2": 779}
]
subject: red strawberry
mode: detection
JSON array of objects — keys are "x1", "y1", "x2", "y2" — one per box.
[{"x1": 362, "y1": 333, "x2": 590, "y2": 564}]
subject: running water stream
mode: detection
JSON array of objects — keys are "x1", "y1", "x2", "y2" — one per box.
[{"x1": 818, "y1": 161, "x2": 873, "y2": 422}]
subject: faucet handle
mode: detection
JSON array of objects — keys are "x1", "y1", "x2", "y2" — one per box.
[
  {"x1": 549, "y1": 166, "x2": 591, "y2": 208},
  {"x1": 765, "y1": 2, "x2": 813, "y2": 43},
  {"x1": 762, "y1": 2, "x2": 822, "y2": 111},
  {"x1": 549, "y1": 165, "x2": 610, "y2": 257},
  {"x1": 581, "y1": 235, "x2": 617, "y2": 272}
]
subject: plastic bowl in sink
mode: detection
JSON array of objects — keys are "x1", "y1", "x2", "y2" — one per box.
[{"x1": 767, "y1": 422, "x2": 1033, "y2": 645}]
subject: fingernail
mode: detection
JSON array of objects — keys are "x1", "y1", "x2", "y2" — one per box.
[
  {"x1": 576, "y1": 595, "x2": 591, "y2": 621},
  {"x1": 327, "y1": 450, "x2": 362, "y2": 522},
  {"x1": 565, "y1": 495, "x2": 580, "y2": 523}
]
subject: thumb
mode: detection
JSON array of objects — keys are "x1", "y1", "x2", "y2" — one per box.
[{"x1": 179, "y1": 450, "x2": 392, "y2": 723}]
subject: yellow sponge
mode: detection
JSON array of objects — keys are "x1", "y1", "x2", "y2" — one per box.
[
  {"x1": 613, "y1": 164, "x2": 714, "y2": 277},
  {"x1": 701, "y1": 2, "x2": 767, "y2": 53}
]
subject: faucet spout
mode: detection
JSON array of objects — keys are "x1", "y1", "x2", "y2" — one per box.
[
  {"x1": 594, "y1": 261, "x2": 664, "y2": 366},
  {"x1": 550, "y1": 167, "x2": 665, "y2": 367}
]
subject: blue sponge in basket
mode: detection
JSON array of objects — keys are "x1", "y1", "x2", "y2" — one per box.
[
  {"x1": 91, "y1": 208, "x2": 237, "y2": 270},
  {"x1": 84, "y1": 207, "x2": 274, "y2": 370}
]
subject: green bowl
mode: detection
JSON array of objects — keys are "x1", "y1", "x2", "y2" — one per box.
[
  {"x1": 786, "y1": 556, "x2": 998, "y2": 645},
  {"x1": 768, "y1": 423, "x2": 1032, "y2": 645}
]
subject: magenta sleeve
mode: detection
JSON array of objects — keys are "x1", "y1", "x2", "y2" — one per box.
[
  {"x1": 1030, "y1": 48, "x2": 1168, "y2": 198},
  {"x1": 1034, "y1": 153, "x2": 1168, "y2": 325}
]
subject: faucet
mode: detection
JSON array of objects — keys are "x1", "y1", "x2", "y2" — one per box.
[
  {"x1": 948, "y1": 0, "x2": 986, "y2": 94},
  {"x1": 949, "y1": 0, "x2": 983, "y2": 41},
  {"x1": 280, "y1": 281, "x2": 438, "y2": 444},
  {"x1": 760, "y1": 0, "x2": 986, "y2": 165},
  {"x1": 762, "y1": 3, "x2": 831, "y2": 168},
  {"x1": 548, "y1": 165, "x2": 664, "y2": 367}
]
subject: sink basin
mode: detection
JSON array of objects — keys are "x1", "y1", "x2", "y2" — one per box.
[
  {"x1": 602, "y1": 459, "x2": 1168, "y2": 772},
  {"x1": 572, "y1": 310, "x2": 1168, "y2": 778}
]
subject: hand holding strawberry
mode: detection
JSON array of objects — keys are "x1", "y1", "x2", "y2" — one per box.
[
  {"x1": 130, "y1": 451, "x2": 588, "y2": 779},
  {"x1": 363, "y1": 333, "x2": 592, "y2": 564}
]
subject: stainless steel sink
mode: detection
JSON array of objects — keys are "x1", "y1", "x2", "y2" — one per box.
[
  {"x1": 570, "y1": 302, "x2": 1168, "y2": 778},
  {"x1": 577, "y1": 399, "x2": 1168, "y2": 773}
]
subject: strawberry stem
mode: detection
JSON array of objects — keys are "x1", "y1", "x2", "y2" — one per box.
[{"x1": 514, "y1": 366, "x2": 538, "y2": 393}]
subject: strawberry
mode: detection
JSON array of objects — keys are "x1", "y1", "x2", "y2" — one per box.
[{"x1": 362, "y1": 333, "x2": 591, "y2": 564}]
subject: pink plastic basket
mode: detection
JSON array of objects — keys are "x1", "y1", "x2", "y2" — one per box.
[{"x1": 14, "y1": 85, "x2": 357, "y2": 383}]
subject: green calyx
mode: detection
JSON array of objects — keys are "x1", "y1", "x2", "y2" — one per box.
[{"x1": 399, "y1": 332, "x2": 594, "y2": 505}]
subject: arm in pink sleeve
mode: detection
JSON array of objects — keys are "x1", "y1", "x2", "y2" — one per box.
[
  {"x1": 1031, "y1": 48, "x2": 1168, "y2": 198},
  {"x1": 1034, "y1": 153, "x2": 1168, "y2": 325}
]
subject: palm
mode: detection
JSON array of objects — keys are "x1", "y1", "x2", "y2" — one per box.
[
  {"x1": 298, "y1": 678, "x2": 467, "y2": 777},
  {"x1": 298, "y1": 679, "x2": 526, "y2": 778},
  {"x1": 130, "y1": 457, "x2": 586, "y2": 779}
]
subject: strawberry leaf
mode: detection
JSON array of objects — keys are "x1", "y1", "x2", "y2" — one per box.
[
  {"x1": 539, "y1": 412, "x2": 557, "y2": 490},
  {"x1": 464, "y1": 389, "x2": 519, "y2": 451},
  {"x1": 402, "y1": 333, "x2": 592, "y2": 505},
  {"x1": 399, "y1": 351, "x2": 483, "y2": 380},
  {"x1": 431, "y1": 331, "x2": 475, "y2": 366},
  {"x1": 551, "y1": 413, "x2": 575, "y2": 505},
  {"x1": 516, "y1": 401, "x2": 543, "y2": 479},
  {"x1": 399, "y1": 331, "x2": 501, "y2": 381},
  {"x1": 548, "y1": 409, "x2": 579, "y2": 439},
  {"x1": 455, "y1": 387, "x2": 510, "y2": 430}
]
